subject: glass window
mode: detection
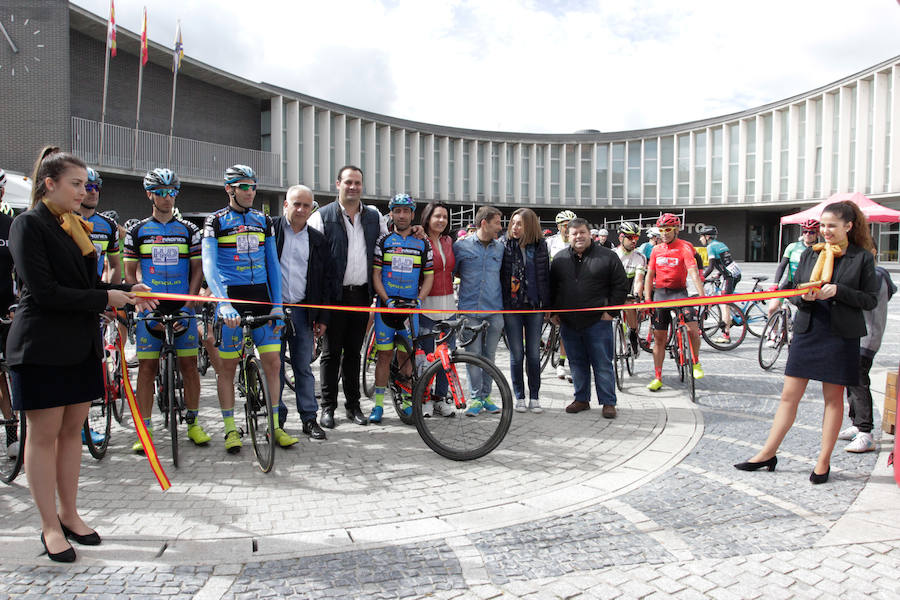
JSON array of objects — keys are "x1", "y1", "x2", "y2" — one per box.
[
  {"x1": 550, "y1": 145, "x2": 561, "y2": 201},
  {"x1": 694, "y1": 131, "x2": 707, "y2": 201},
  {"x1": 389, "y1": 133, "x2": 396, "y2": 196},
  {"x1": 478, "y1": 142, "x2": 485, "y2": 200},
  {"x1": 796, "y1": 104, "x2": 806, "y2": 197},
  {"x1": 580, "y1": 144, "x2": 592, "y2": 200},
  {"x1": 761, "y1": 115, "x2": 773, "y2": 201},
  {"x1": 849, "y1": 86, "x2": 857, "y2": 190},
  {"x1": 660, "y1": 136, "x2": 674, "y2": 203},
  {"x1": 677, "y1": 135, "x2": 690, "y2": 201},
  {"x1": 814, "y1": 98, "x2": 823, "y2": 197},
  {"x1": 831, "y1": 94, "x2": 840, "y2": 194},
  {"x1": 779, "y1": 111, "x2": 789, "y2": 200},
  {"x1": 448, "y1": 139, "x2": 456, "y2": 198},
  {"x1": 565, "y1": 145, "x2": 576, "y2": 201},
  {"x1": 596, "y1": 144, "x2": 609, "y2": 201},
  {"x1": 643, "y1": 139, "x2": 657, "y2": 201},
  {"x1": 360, "y1": 123, "x2": 367, "y2": 181},
  {"x1": 405, "y1": 137, "x2": 411, "y2": 195},
  {"x1": 491, "y1": 144, "x2": 499, "y2": 198},
  {"x1": 419, "y1": 136, "x2": 426, "y2": 199},
  {"x1": 866, "y1": 79, "x2": 875, "y2": 194},
  {"x1": 521, "y1": 145, "x2": 530, "y2": 200},
  {"x1": 627, "y1": 142, "x2": 641, "y2": 202},
  {"x1": 535, "y1": 145, "x2": 545, "y2": 201},
  {"x1": 611, "y1": 142, "x2": 625, "y2": 202},
  {"x1": 434, "y1": 138, "x2": 441, "y2": 197},
  {"x1": 727, "y1": 124, "x2": 739, "y2": 201},
  {"x1": 710, "y1": 128, "x2": 723, "y2": 201},
  {"x1": 886, "y1": 77, "x2": 893, "y2": 192},
  {"x1": 507, "y1": 144, "x2": 515, "y2": 200},
  {"x1": 314, "y1": 112, "x2": 320, "y2": 190},
  {"x1": 745, "y1": 122, "x2": 756, "y2": 199}
]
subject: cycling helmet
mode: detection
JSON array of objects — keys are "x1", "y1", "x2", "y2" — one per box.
[
  {"x1": 101, "y1": 210, "x2": 119, "y2": 222},
  {"x1": 647, "y1": 227, "x2": 661, "y2": 238},
  {"x1": 590, "y1": 229, "x2": 600, "y2": 237},
  {"x1": 124, "y1": 218, "x2": 140, "y2": 231},
  {"x1": 86, "y1": 167, "x2": 102, "y2": 187},
  {"x1": 388, "y1": 193, "x2": 415, "y2": 211},
  {"x1": 656, "y1": 213, "x2": 681, "y2": 228},
  {"x1": 0, "y1": 201, "x2": 13, "y2": 216},
  {"x1": 143, "y1": 168, "x2": 180, "y2": 191},
  {"x1": 697, "y1": 225, "x2": 718, "y2": 237},
  {"x1": 555, "y1": 210, "x2": 576, "y2": 224},
  {"x1": 311, "y1": 200, "x2": 319, "y2": 213},
  {"x1": 598, "y1": 228, "x2": 609, "y2": 237},
  {"x1": 618, "y1": 221, "x2": 641, "y2": 236},
  {"x1": 800, "y1": 218, "x2": 820, "y2": 231},
  {"x1": 224, "y1": 164, "x2": 257, "y2": 185},
  {"x1": 0, "y1": 168, "x2": 7, "y2": 189},
  {"x1": 543, "y1": 229, "x2": 553, "y2": 237}
]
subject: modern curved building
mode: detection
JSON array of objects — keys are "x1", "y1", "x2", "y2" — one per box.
[{"x1": 1, "y1": 1, "x2": 898, "y2": 263}]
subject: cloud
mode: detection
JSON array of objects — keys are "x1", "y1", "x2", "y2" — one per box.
[{"x1": 72, "y1": 0, "x2": 900, "y2": 134}]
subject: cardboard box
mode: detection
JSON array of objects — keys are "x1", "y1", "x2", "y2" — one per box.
[{"x1": 884, "y1": 371, "x2": 897, "y2": 435}]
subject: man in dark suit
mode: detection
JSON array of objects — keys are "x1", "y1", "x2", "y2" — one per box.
[{"x1": 274, "y1": 185, "x2": 335, "y2": 441}]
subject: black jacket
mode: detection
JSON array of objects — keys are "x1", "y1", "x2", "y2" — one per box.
[
  {"x1": 318, "y1": 200, "x2": 382, "y2": 300},
  {"x1": 790, "y1": 244, "x2": 878, "y2": 339},
  {"x1": 7, "y1": 202, "x2": 129, "y2": 367},
  {"x1": 549, "y1": 242, "x2": 629, "y2": 330},
  {"x1": 273, "y1": 216, "x2": 336, "y2": 326},
  {"x1": 500, "y1": 236, "x2": 551, "y2": 309}
]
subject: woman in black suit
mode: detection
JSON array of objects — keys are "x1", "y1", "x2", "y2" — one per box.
[
  {"x1": 8, "y1": 147, "x2": 155, "y2": 562},
  {"x1": 735, "y1": 200, "x2": 878, "y2": 484}
]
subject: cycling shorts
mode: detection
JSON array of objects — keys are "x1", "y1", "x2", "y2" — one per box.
[
  {"x1": 722, "y1": 273, "x2": 741, "y2": 295},
  {"x1": 374, "y1": 311, "x2": 419, "y2": 352},
  {"x1": 136, "y1": 308, "x2": 199, "y2": 359},
  {"x1": 651, "y1": 288, "x2": 697, "y2": 330},
  {"x1": 218, "y1": 319, "x2": 281, "y2": 359}
]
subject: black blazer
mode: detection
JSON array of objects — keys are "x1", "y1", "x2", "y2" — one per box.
[
  {"x1": 791, "y1": 243, "x2": 879, "y2": 339},
  {"x1": 273, "y1": 216, "x2": 336, "y2": 326},
  {"x1": 7, "y1": 202, "x2": 129, "y2": 367}
]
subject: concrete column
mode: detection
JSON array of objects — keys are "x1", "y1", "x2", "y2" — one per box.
[
  {"x1": 285, "y1": 100, "x2": 300, "y2": 187},
  {"x1": 454, "y1": 138, "x2": 464, "y2": 202},
  {"x1": 439, "y1": 137, "x2": 449, "y2": 201},
  {"x1": 771, "y1": 110, "x2": 783, "y2": 199},
  {"x1": 544, "y1": 143, "x2": 552, "y2": 203},
  {"x1": 270, "y1": 96, "x2": 284, "y2": 186},
  {"x1": 787, "y1": 104, "x2": 799, "y2": 200},
  {"x1": 855, "y1": 78, "x2": 871, "y2": 193},
  {"x1": 364, "y1": 121, "x2": 377, "y2": 196},
  {"x1": 410, "y1": 132, "x2": 420, "y2": 198},
  {"x1": 531, "y1": 143, "x2": 538, "y2": 205},
  {"x1": 574, "y1": 143, "x2": 582, "y2": 206},
  {"x1": 317, "y1": 109, "x2": 331, "y2": 192},
  {"x1": 498, "y1": 142, "x2": 507, "y2": 202},
  {"x1": 754, "y1": 116, "x2": 765, "y2": 202},
  {"x1": 348, "y1": 118, "x2": 361, "y2": 168},
  {"x1": 469, "y1": 140, "x2": 479, "y2": 204},
  {"x1": 302, "y1": 106, "x2": 315, "y2": 188},
  {"x1": 722, "y1": 124, "x2": 732, "y2": 204},
  {"x1": 333, "y1": 114, "x2": 346, "y2": 174},
  {"x1": 705, "y1": 128, "x2": 713, "y2": 205},
  {"x1": 688, "y1": 132, "x2": 696, "y2": 204},
  {"x1": 804, "y1": 99, "x2": 817, "y2": 198},
  {"x1": 379, "y1": 125, "x2": 391, "y2": 197},
  {"x1": 514, "y1": 143, "x2": 522, "y2": 205},
  {"x1": 837, "y1": 86, "x2": 853, "y2": 193},
  {"x1": 393, "y1": 128, "x2": 405, "y2": 194},
  {"x1": 559, "y1": 144, "x2": 567, "y2": 204},
  {"x1": 483, "y1": 141, "x2": 492, "y2": 203},
  {"x1": 424, "y1": 134, "x2": 435, "y2": 200},
  {"x1": 892, "y1": 66, "x2": 900, "y2": 192},
  {"x1": 821, "y1": 93, "x2": 835, "y2": 196},
  {"x1": 871, "y1": 72, "x2": 889, "y2": 194}
]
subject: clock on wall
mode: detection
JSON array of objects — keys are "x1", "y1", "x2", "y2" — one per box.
[{"x1": 0, "y1": 11, "x2": 44, "y2": 78}]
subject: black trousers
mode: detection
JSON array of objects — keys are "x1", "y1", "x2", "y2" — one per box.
[
  {"x1": 847, "y1": 354, "x2": 874, "y2": 433},
  {"x1": 319, "y1": 286, "x2": 370, "y2": 412}
]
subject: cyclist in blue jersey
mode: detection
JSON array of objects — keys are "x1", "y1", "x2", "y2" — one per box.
[
  {"x1": 698, "y1": 225, "x2": 742, "y2": 344},
  {"x1": 638, "y1": 227, "x2": 661, "y2": 261},
  {"x1": 369, "y1": 194, "x2": 434, "y2": 423},
  {"x1": 202, "y1": 165, "x2": 298, "y2": 451},
  {"x1": 125, "y1": 168, "x2": 214, "y2": 451},
  {"x1": 77, "y1": 168, "x2": 121, "y2": 283}
]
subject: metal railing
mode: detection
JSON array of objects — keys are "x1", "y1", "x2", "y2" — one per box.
[{"x1": 71, "y1": 117, "x2": 282, "y2": 187}]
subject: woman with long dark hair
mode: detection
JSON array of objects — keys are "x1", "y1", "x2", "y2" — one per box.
[
  {"x1": 500, "y1": 208, "x2": 551, "y2": 413},
  {"x1": 8, "y1": 147, "x2": 154, "y2": 561},
  {"x1": 735, "y1": 200, "x2": 878, "y2": 484}
]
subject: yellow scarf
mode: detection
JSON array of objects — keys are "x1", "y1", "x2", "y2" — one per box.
[
  {"x1": 802, "y1": 240, "x2": 848, "y2": 286},
  {"x1": 42, "y1": 198, "x2": 96, "y2": 257}
]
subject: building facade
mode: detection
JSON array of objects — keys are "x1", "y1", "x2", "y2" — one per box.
[{"x1": 1, "y1": 1, "x2": 898, "y2": 262}]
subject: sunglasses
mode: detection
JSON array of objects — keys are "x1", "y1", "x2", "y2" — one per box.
[
  {"x1": 85, "y1": 183, "x2": 102, "y2": 192},
  {"x1": 234, "y1": 183, "x2": 257, "y2": 191},
  {"x1": 658, "y1": 227, "x2": 676, "y2": 233},
  {"x1": 802, "y1": 229, "x2": 818, "y2": 235},
  {"x1": 624, "y1": 235, "x2": 640, "y2": 241},
  {"x1": 151, "y1": 188, "x2": 179, "y2": 198}
]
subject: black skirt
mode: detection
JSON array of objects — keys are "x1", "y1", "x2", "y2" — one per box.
[
  {"x1": 10, "y1": 353, "x2": 105, "y2": 411},
  {"x1": 785, "y1": 300, "x2": 860, "y2": 386}
]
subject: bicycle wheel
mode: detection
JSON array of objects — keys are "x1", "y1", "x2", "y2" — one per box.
[
  {"x1": 389, "y1": 336, "x2": 416, "y2": 425},
  {"x1": 700, "y1": 303, "x2": 746, "y2": 351},
  {"x1": 197, "y1": 344, "x2": 210, "y2": 376},
  {"x1": 613, "y1": 318, "x2": 625, "y2": 392},
  {"x1": 245, "y1": 356, "x2": 275, "y2": 473},
  {"x1": 679, "y1": 325, "x2": 696, "y2": 403},
  {"x1": 84, "y1": 390, "x2": 111, "y2": 460},
  {"x1": 636, "y1": 312, "x2": 653, "y2": 354},
  {"x1": 743, "y1": 301, "x2": 768, "y2": 338},
  {"x1": 624, "y1": 327, "x2": 635, "y2": 376},
  {"x1": 412, "y1": 351, "x2": 513, "y2": 461},
  {"x1": 361, "y1": 322, "x2": 377, "y2": 398},
  {"x1": 0, "y1": 408, "x2": 25, "y2": 484},
  {"x1": 539, "y1": 321, "x2": 555, "y2": 373},
  {"x1": 165, "y1": 353, "x2": 179, "y2": 469},
  {"x1": 551, "y1": 334, "x2": 562, "y2": 368},
  {"x1": 758, "y1": 310, "x2": 788, "y2": 370},
  {"x1": 282, "y1": 343, "x2": 296, "y2": 392},
  {"x1": 108, "y1": 350, "x2": 127, "y2": 425}
]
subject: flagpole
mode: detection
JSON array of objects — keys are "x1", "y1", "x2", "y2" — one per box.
[
  {"x1": 99, "y1": 0, "x2": 114, "y2": 166},
  {"x1": 132, "y1": 6, "x2": 147, "y2": 171}
]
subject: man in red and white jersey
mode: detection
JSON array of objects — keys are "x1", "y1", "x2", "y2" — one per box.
[{"x1": 642, "y1": 213, "x2": 705, "y2": 391}]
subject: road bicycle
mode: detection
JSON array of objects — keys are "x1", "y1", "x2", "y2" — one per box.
[
  {"x1": 539, "y1": 320, "x2": 557, "y2": 373},
  {"x1": 0, "y1": 317, "x2": 24, "y2": 484},
  {"x1": 101, "y1": 310, "x2": 131, "y2": 425},
  {"x1": 697, "y1": 302, "x2": 748, "y2": 351},
  {"x1": 197, "y1": 302, "x2": 215, "y2": 377},
  {"x1": 215, "y1": 313, "x2": 280, "y2": 473},
  {"x1": 658, "y1": 307, "x2": 699, "y2": 403},
  {"x1": 758, "y1": 299, "x2": 795, "y2": 370},
  {"x1": 361, "y1": 320, "x2": 378, "y2": 399},
  {"x1": 705, "y1": 275, "x2": 769, "y2": 337},
  {"x1": 612, "y1": 313, "x2": 636, "y2": 391}
]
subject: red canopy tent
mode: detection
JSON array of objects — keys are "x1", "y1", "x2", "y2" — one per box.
[{"x1": 778, "y1": 192, "x2": 900, "y2": 250}]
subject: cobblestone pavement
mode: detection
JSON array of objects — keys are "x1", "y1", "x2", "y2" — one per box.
[{"x1": 0, "y1": 274, "x2": 898, "y2": 599}]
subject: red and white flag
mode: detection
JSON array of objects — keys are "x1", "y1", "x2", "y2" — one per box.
[
  {"x1": 140, "y1": 6, "x2": 148, "y2": 66},
  {"x1": 107, "y1": 0, "x2": 116, "y2": 57}
]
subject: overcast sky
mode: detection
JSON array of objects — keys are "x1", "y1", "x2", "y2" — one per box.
[{"x1": 73, "y1": 0, "x2": 900, "y2": 134}]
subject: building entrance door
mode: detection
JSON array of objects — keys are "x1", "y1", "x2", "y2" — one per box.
[{"x1": 748, "y1": 224, "x2": 776, "y2": 262}]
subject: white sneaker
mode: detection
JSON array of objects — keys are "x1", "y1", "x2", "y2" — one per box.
[
  {"x1": 838, "y1": 425, "x2": 860, "y2": 441},
  {"x1": 433, "y1": 397, "x2": 455, "y2": 417},
  {"x1": 529, "y1": 398, "x2": 543, "y2": 414},
  {"x1": 6, "y1": 440, "x2": 19, "y2": 459},
  {"x1": 422, "y1": 400, "x2": 434, "y2": 418},
  {"x1": 556, "y1": 365, "x2": 566, "y2": 379},
  {"x1": 845, "y1": 432, "x2": 875, "y2": 453},
  {"x1": 515, "y1": 398, "x2": 527, "y2": 413}
]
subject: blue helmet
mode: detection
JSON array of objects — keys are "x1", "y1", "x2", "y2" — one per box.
[
  {"x1": 388, "y1": 193, "x2": 415, "y2": 211},
  {"x1": 224, "y1": 164, "x2": 256, "y2": 185},
  {"x1": 86, "y1": 167, "x2": 102, "y2": 187},
  {"x1": 143, "y1": 168, "x2": 180, "y2": 191}
]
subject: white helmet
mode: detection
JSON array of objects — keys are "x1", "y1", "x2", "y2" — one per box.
[
  {"x1": 647, "y1": 227, "x2": 661, "y2": 238},
  {"x1": 598, "y1": 228, "x2": 609, "y2": 236},
  {"x1": 555, "y1": 210, "x2": 576, "y2": 224}
]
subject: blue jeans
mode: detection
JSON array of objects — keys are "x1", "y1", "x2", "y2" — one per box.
[
  {"x1": 419, "y1": 314, "x2": 456, "y2": 398},
  {"x1": 559, "y1": 320, "x2": 616, "y2": 406},
  {"x1": 503, "y1": 312, "x2": 543, "y2": 401},
  {"x1": 462, "y1": 313, "x2": 504, "y2": 401},
  {"x1": 279, "y1": 307, "x2": 318, "y2": 423}
]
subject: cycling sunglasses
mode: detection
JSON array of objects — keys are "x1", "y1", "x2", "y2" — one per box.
[
  {"x1": 657, "y1": 227, "x2": 677, "y2": 234},
  {"x1": 151, "y1": 188, "x2": 179, "y2": 198},
  {"x1": 85, "y1": 183, "x2": 102, "y2": 192},
  {"x1": 234, "y1": 183, "x2": 257, "y2": 191},
  {"x1": 624, "y1": 234, "x2": 640, "y2": 241},
  {"x1": 802, "y1": 229, "x2": 818, "y2": 234}
]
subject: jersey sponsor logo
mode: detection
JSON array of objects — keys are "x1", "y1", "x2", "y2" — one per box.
[
  {"x1": 392, "y1": 255, "x2": 414, "y2": 274},
  {"x1": 656, "y1": 256, "x2": 680, "y2": 267},
  {"x1": 151, "y1": 246, "x2": 179, "y2": 266},
  {"x1": 235, "y1": 234, "x2": 259, "y2": 253},
  {"x1": 93, "y1": 242, "x2": 104, "y2": 255},
  {"x1": 155, "y1": 236, "x2": 164, "y2": 243}
]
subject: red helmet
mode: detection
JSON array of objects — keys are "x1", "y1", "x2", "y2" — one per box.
[
  {"x1": 656, "y1": 213, "x2": 681, "y2": 228},
  {"x1": 800, "y1": 218, "x2": 820, "y2": 231}
]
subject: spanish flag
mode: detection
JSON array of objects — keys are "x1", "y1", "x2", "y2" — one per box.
[
  {"x1": 107, "y1": 0, "x2": 116, "y2": 57},
  {"x1": 140, "y1": 6, "x2": 148, "y2": 66}
]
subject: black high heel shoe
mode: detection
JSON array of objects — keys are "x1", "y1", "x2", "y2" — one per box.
[
  {"x1": 810, "y1": 467, "x2": 830, "y2": 484},
  {"x1": 733, "y1": 456, "x2": 777, "y2": 472},
  {"x1": 59, "y1": 518, "x2": 101, "y2": 546},
  {"x1": 41, "y1": 532, "x2": 76, "y2": 563}
]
